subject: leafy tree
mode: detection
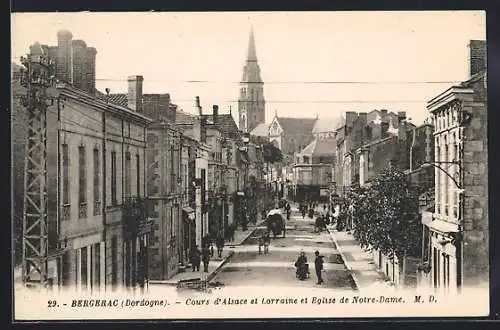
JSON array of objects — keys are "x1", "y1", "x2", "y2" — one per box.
[
  {"x1": 262, "y1": 142, "x2": 283, "y2": 164},
  {"x1": 341, "y1": 165, "x2": 422, "y2": 283}
]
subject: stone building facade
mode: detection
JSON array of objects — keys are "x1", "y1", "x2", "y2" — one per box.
[
  {"x1": 54, "y1": 82, "x2": 151, "y2": 291},
  {"x1": 424, "y1": 39, "x2": 488, "y2": 292}
]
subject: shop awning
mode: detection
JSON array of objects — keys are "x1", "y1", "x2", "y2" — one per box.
[{"x1": 426, "y1": 218, "x2": 459, "y2": 234}]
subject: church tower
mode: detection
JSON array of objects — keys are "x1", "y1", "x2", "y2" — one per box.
[{"x1": 238, "y1": 28, "x2": 266, "y2": 133}]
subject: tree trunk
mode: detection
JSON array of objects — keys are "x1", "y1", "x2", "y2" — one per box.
[{"x1": 401, "y1": 250, "x2": 407, "y2": 288}]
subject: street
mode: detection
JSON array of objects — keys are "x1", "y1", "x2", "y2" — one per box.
[{"x1": 210, "y1": 209, "x2": 357, "y2": 291}]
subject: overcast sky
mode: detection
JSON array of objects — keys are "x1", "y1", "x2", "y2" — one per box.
[{"x1": 12, "y1": 11, "x2": 485, "y2": 125}]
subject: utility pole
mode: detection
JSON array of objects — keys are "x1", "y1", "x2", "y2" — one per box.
[{"x1": 20, "y1": 44, "x2": 55, "y2": 289}]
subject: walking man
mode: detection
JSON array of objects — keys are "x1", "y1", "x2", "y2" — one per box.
[
  {"x1": 314, "y1": 250, "x2": 324, "y2": 284},
  {"x1": 216, "y1": 233, "x2": 225, "y2": 258},
  {"x1": 190, "y1": 245, "x2": 201, "y2": 272},
  {"x1": 202, "y1": 245, "x2": 211, "y2": 272}
]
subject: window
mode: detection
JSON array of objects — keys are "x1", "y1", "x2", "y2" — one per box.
[
  {"x1": 136, "y1": 154, "x2": 140, "y2": 197},
  {"x1": 111, "y1": 236, "x2": 118, "y2": 288},
  {"x1": 170, "y1": 145, "x2": 175, "y2": 192},
  {"x1": 79, "y1": 146, "x2": 86, "y2": 204},
  {"x1": 169, "y1": 206, "x2": 174, "y2": 238},
  {"x1": 435, "y1": 145, "x2": 441, "y2": 214},
  {"x1": 125, "y1": 151, "x2": 131, "y2": 197},
  {"x1": 81, "y1": 247, "x2": 88, "y2": 290},
  {"x1": 111, "y1": 151, "x2": 117, "y2": 205},
  {"x1": 201, "y1": 169, "x2": 206, "y2": 207},
  {"x1": 444, "y1": 139, "x2": 449, "y2": 215},
  {"x1": 93, "y1": 243, "x2": 100, "y2": 289},
  {"x1": 62, "y1": 144, "x2": 70, "y2": 205},
  {"x1": 93, "y1": 148, "x2": 100, "y2": 202}
]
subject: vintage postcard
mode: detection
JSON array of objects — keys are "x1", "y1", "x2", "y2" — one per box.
[{"x1": 11, "y1": 11, "x2": 489, "y2": 320}]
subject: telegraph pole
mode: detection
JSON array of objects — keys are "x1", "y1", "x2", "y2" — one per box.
[{"x1": 20, "y1": 43, "x2": 55, "y2": 289}]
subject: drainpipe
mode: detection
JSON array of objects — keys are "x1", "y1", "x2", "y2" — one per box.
[
  {"x1": 102, "y1": 89, "x2": 109, "y2": 290},
  {"x1": 56, "y1": 94, "x2": 62, "y2": 287}
]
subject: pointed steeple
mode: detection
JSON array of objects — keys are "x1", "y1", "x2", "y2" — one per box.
[{"x1": 247, "y1": 27, "x2": 258, "y2": 62}]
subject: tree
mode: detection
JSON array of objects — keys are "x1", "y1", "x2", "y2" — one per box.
[
  {"x1": 262, "y1": 142, "x2": 283, "y2": 164},
  {"x1": 345, "y1": 165, "x2": 422, "y2": 284}
]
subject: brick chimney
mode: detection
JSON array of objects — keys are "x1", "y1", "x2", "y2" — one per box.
[
  {"x1": 127, "y1": 75, "x2": 143, "y2": 112},
  {"x1": 196, "y1": 96, "x2": 202, "y2": 116},
  {"x1": 71, "y1": 40, "x2": 87, "y2": 91},
  {"x1": 468, "y1": 40, "x2": 486, "y2": 77},
  {"x1": 86, "y1": 47, "x2": 97, "y2": 94},
  {"x1": 380, "y1": 109, "x2": 388, "y2": 121},
  {"x1": 358, "y1": 112, "x2": 367, "y2": 125},
  {"x1": 345, "y1": 111, "x2": 357, "y2": 128},
  {"x1": 397, "y1": 111, "x2": 407, "y2": 140},
  {"x1": 56, "y1": 30, "x2": 73, "y2": 84},
  {"x1": 213, "y1": 105, "x2": 219, "y2": 123}
]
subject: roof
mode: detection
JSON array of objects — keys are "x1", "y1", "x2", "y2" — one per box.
[
  {"x1": 176, "y1": 110, "x2": 196, "y2": 125},
  {"x1": 60, "y1": 84, "x2": 152, "y2": 125},
  {"x1": 312, "y1": 117, "x2": 343, "y2": 134},
  {"x1": 300, "y1": 137, "x2": 336, "y2": 157},
  {"x1": 202, "y1": 114, "x2": 240, "y2": 139},
  {"x1": 250, "y1": 122, "x2": 269, "y2": 137},
  {"x1": 107, "y1": 93, "x2": 128, "y2": 107},
  {"x1": 276, "y1": 117, "x2": 317, "y2": 135}
]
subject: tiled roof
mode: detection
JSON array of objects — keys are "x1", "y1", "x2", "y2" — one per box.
[
  {"x1": 202, "y1": 114, "x2": 240, "y2": 139},
  {"x1": 277, "y1": 117, "x2": 317, "y2": 135},
  {"x1": 312, "y1": 117, "x2": 343, "y2": 133},
  {"x1": 250, "y1": 122, "x2": 269, "y2": 137},
  {"x1": 300, "y1": 137, "x2": 336, "y2": 157},
  {"x1": 107, "y1": 93, "x2": 128, "y2": 107},
  {"x1": 176, "y1": 110, "x2": 196, "y2": 125}
]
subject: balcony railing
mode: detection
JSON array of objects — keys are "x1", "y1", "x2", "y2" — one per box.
[
  {"x1": 62, "y1": 204, "x2": 71, "y2": 221},
  {"x1": 94, "y1": 200, "x2": 102, "y2": 216},
  {"x1": 78, "y1": 202, "x2": 87, "y2": 219}
]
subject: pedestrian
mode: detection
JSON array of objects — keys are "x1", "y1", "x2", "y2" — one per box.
[
  {"x1": 314, "y1": 250, "x2": 324, "y2": 284},
  {"x1": 263, "y1": 231, "x2": 270, "y2": 254},
  {"x1": 230, "y1": 223, "x2": 236, "y2": 242},
  {"x1": 202, "y1": 245, "x2": 211, "y2": 273},
  {"x1": 189, "y1": 245, "x2": 201, "y2": 272},
  {"x1": 209, "y1": 242, "x2": 214, "y2": 258},
  {"x1": 216, "y1": 233, "x2": 225, "y2": 258}
]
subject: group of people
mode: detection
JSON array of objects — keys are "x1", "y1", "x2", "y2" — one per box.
[
  {"x1": 294, "y1": 250, "x2": 325, "y2": 285},
  {"x1": 189, "y1": 233, "x2": 227, "y2": 273}
]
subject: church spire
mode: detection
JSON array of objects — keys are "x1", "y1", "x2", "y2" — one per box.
[{"x1": 247, "y1": 27, "x2": 258, "y2": 62}]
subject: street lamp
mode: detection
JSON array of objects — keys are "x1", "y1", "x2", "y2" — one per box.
[{"x1": 421, "y1": 160, "x2": 464, "y2": 291}]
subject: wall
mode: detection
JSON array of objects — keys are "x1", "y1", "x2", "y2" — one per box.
[{"x1": 461, "y1": 75, "x2": 488, "y2": 286}]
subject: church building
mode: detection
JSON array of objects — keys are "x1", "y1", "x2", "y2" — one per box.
[{"x1": 238, "y1": 28, "x2": 266, "y2": 133}]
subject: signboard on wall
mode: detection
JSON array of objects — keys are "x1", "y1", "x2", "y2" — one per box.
[{"x1": 320, "y1": 188, "x2": 329, "y2": 196}]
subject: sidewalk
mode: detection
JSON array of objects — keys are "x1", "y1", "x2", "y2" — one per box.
[
  {"x1": 149, "y1": 221, "x2": 264, "y2": 286},
  {"x1": 326, "y1": 225, "x2": 389, "y2": 291}
]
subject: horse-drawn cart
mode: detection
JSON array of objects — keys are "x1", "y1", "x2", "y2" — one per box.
[{"x1": 266, "y1": 209, "x2": 286, "y2": 238}]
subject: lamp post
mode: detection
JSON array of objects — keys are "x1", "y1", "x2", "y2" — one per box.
[{"x1": 421, "y1": 160, "x2": 463, "y2": 291}]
